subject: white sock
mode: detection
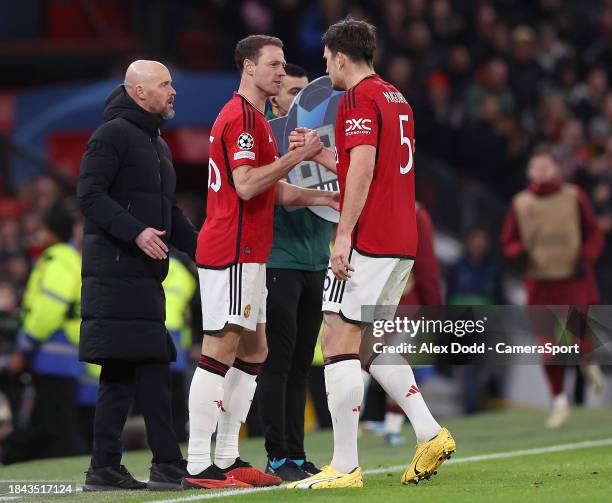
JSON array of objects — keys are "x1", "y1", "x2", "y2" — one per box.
[
  {"x1": 552, "y1": 392, "x2": 569, "y2": 409},
  {"x1": 325, "y1": 358, "x2": 364, "y2": 473},
  {"x1": 214, "y1": 366, "x2": 258, "y2": 469},
  {"x1": 384, "y1": 411, "x2": 405, "y2": 435},
  {"x1": 187, "y1": 366, "x2": 225, "y2": 475},
  {"x1": 369, "y1": 354, "x2": 440, "y2": 444}
]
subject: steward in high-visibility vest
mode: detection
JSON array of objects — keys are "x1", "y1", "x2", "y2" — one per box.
[
  {"x1": 17, "y1": 240, "x2": 81, "y2": 377},
  {"x1": 5, "y1": 204, "x2": 81, "y2": 463}
]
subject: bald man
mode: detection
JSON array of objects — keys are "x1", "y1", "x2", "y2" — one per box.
[{"x1": 78, "y1": 60, "x2": 198, "y2": 491}]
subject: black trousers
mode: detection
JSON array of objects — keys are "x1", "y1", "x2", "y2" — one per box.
[
  {"x1": 91, "y1": 360, "x2": 181, "y2": 468},
  {"x1": 78, "y1": 405, "x2": 96, "y2": 454},
  {"x1": 257, "y1": 268, "x2": 325, "y2": 459}
]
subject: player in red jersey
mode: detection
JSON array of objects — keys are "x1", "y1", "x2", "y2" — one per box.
[
  {"x1": 184, "y1": 35, "x2": 339, "y2": 490},
  {"x1": 287, "y1": 20, "x2": 455, "y2": 489}
]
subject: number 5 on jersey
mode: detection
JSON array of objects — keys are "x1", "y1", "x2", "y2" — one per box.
[{"x1": 399, "y1": 114, "x2": 414, "y2": 175}]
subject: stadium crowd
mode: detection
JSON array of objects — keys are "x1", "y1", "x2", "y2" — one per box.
[{"x1": 1, "y1": 0, "x2": 611, "y2": 460}]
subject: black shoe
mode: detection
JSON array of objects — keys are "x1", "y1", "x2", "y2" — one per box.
[
  {"x1": 83, "y1": 465, "x2": 147, "y2": 492},
  {"x1": 265, "y1": 458, "x2": 309, "y2": 482},
  {"x1": 183, "y1": 464, "x2": 252, "y2": 489},
  {"x1": 148, "y1": 459, "x2": 188, "y2": 491},
  {"x1": 299, "y1": 460, "x2": 321, "y2": 476}
]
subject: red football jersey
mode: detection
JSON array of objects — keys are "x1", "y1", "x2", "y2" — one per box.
[
  {"x1": 196, "y1": 93, "x2": 280, "y2": 267},
  {"x1": 335, "y1": 74, "x2": 417, "y2": 257}
]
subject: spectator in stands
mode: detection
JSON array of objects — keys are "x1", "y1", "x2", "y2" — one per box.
[
  {"x1": 445, "y1": 44, "x2": 472, "y2": 107},
  {"x1": 537, "y1": 23, "x2": 569, "y2": 77},
  {"x1": 509, "y1": 26, "x2": 543, "y2": 114},
  {"x1": 571, "y1": 68, "x2": 609, "y2": 124},
  {"x1": 429, "y1": 0, "x2": 463, "y2": 45},
  {"x1": 538, "y1": 92, "x2": 572, "y2": 141},
  {"x1": 446, "y1": 228, "x2": 504, "y2": 306},
  {"x1": 0, "y1": 277, "x2": 19, "y2": 348},
  {"x1": 416, "y1": 71, "x2": 457, "y2": 163},
  {"x1": 0, "y1": 218, "x2": 22, "y2": 259},
  {"x1": 465, "y1": 59, "x2": 515, "y2": 121},
  {"x1": 384, "y1": 55, "x2": 414, "y2": 102},
  {"x1": 554, "y1": 118, "x2": 590, "y2": 180}
]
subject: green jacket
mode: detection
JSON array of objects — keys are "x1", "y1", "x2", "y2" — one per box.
[
  {"x1": 268, "y1": 207, "x2": 333, "y2": 271},
  {"x1": 266, "y1": 107, "x2": 333, "y2": 271}
]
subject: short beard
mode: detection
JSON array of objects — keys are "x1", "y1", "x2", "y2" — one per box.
[{"x1": 162, "y1": 108, "x2": 175, "y2": 120}]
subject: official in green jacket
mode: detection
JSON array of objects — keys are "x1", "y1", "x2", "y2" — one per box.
[
  {"x1": 258, "y1": 64, "x2": 333, "y2": 481},
  {"x1": 4, "y1": 204, "x2": 81, "y2": 463}
]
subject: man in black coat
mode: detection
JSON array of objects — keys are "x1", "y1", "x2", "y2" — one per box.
[{"x1": 77, "y1": 60, "x2": 198, "y2": 491}]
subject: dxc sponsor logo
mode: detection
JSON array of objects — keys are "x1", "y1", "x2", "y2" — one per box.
[{"x1": 345, "y1": 118, "x2": 372, "y2": 133}]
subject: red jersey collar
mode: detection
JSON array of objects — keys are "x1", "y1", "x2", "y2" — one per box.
[
  {"x1": 234, "y1": 92, "x2": 266, "y2": 116},
  {"x1": 346, "y1": 73, "x2": 378, "y2": 92}
]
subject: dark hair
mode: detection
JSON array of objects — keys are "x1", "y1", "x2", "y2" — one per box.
[
  {"x1": 44, "y1": 203, "x2": 74, "y2": 242},
  {"x1": 234, "y1": 35, "x2": 283, "y2": 73},
  {"x1": 322, "y1": 18, "x2": 376, "y2": 66},
  {"x1": 284, "y1": 63, "x2": 307, "y2": 79}
]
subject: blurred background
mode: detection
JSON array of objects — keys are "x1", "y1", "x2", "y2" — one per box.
[{"x1": 0, "y1": 0, "x2": 611, "y2": 461}]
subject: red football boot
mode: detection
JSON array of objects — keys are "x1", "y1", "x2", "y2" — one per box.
[
  {"x1": 183, "y1": 464, "x2": 252, "y2": 490},
  {"x1": 221, "y1": 458, "x2": 282, "y2": 487}
]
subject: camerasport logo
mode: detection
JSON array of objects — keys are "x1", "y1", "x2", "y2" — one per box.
[
  {"x1": 345, "y1": 118, "x2": 372, "y2": 135},
  {"x1": 237, "y1": 132, "x2": 255, "y2": 149}
]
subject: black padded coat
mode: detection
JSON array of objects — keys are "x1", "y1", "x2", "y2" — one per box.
[{"x1": 77, "y1": 85, "x2": 197, "y2": 364}]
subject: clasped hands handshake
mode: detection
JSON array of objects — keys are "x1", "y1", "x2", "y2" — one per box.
[{"x1": 289, "y1": 127, "x2": 325, "y2": 163}]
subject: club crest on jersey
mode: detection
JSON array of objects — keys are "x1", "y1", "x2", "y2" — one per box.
[
  {"x1": 237, "y1": 132, "x2": 255, "y2": 150},
  {"x1": 244, "y1": 304, "x2": 252, "y2": 318},
  {"x1": 345, "y1": 118, "x2": 372, "y2": 135}
]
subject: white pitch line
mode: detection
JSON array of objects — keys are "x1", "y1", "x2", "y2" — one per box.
[{"x1": 151, "y1": 437, "x2": 612, "y2": 503}]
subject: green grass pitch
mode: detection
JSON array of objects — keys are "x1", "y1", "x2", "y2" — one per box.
[{"x1": 1, "y1": 407, "x2": 611, "y2": 502}]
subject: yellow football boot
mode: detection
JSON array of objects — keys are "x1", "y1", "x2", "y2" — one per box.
[
  {"x1": 287, "y1": 465, "x2": 363, "y2": 489},
  {"x1": 401, "y1": 427, "x2": 456, "y2": 484}
]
